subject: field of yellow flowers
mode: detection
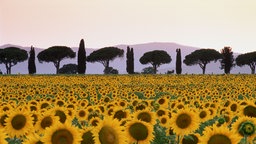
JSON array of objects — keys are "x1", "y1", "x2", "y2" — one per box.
[{"x1": 0, "y1": 74, "x2": 255, "y2": 144}]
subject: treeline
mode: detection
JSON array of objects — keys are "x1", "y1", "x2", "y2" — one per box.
[{"x1": 0, "y1": 39, "x2": 256, "y2": 74}]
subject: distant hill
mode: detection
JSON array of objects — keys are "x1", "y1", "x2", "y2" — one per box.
[{"x1": 0, "y1": 42, "x2": 251, "y2": 74}]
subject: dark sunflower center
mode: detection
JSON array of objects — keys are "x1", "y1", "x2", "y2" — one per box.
[
  {"x1": 30, "y1": 105, "x2": 37, "y2": 111},
  {"x1": 41, "y1": 116, "x2": 53, "y2": 129},
  {"x1": 175, "y1": 113, "x2": 191, "y2": 129},
  {"x1": 35, "y1": 141, "x2": 43, "y2": 144},
  {"x1": 161, "y1": 117, "x2": 167, "y2": 124},
  {"x1": 113, "y1": 110, "x2": 127, "y2": 121},
  {"x1": 157, "y1": 110, "x2": 165, "y2": 117},
  {"x1": 79, "y1": 110, "x2": 86, "y2": 117},
  {"x1": 120, "y1": 102, "x2": 125, "y2": 107},
  {"x1": 91, "y1": 119, "x2": 99, "y2": 126},
  {"x1": 158, "y1": 98, "x2": 165, "y2": 104},
  {"x1": 32, "y1": 114, "x2": 38, "y2": 125},
  {"x1": 182, "y1": 134, "x2": 198, "y2": 144},
  {"x1": 99, "y1": 126, "x2": 117, "y2": 144},
  {"x1": 243, "y1": 105, "x2": 256, "y2": 117},
  {"x1": 230, "y1": 104, "x2": 237, "y2": 112},
  {"x1": 41, "y1": 103, "x2": 49, "y2": 109},
  {"x1": 137, "y1": 112, "x2": 152, "y2": 123},
  {"x1": 0, "y1": 114, "x2": 8, "y2": 126},
  {"x1": 81, "y1": 131, "x2": 95, "y2": 144},
  {"x1": 129, "y1": 122, "x2": 148, "y2": 141},
  {"x1": 11, "y1": 114, "x2": 26, "y2": 130},
  {"x1": 208, "y1": 134, "x2": 231, "y2": 144},
  {"x1": 55, "y1": 110, "x2": 67, "y2": 123},
  {"x1": 51, "y1": 129, "x2": 73, "y2": 144},
  {"x1": 199, "y1": 111, "x2": 207, "y2": 119},
  {"x1": 57, "y1": 101, "x2": 64, "y2": 106}
]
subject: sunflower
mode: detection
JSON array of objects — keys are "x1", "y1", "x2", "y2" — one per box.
[
  {"x1": 241, "y1": 101, "x2": 256, "y2": 118},
  {"x1": 156, "y1": 96, "x2": 169, "y2": 109},
  {"x1": 133, "y1": 108, "x2": 156, "y2": 125},
  {"x1": 5, "y1": 110, "x2": 33, "y2": 138},
  {"x1": 39, "y1": 101, "x2": 52, "y2": 110},
  {"x1": 35, "y1": 111, "x2": 60, "y2": 134},
  {"x1": 231, "y1": 116, "x2": 256, "y2": 143},
  {"x1": 42, "y1": 122, "x2": 82, "y2": 144},
  {"x1": 92, "y1": 116, "x2": 128, "y2": 144},
  {"x1": 126, "y1": 119, "x2": 154, "y2": 144},
  {"x1": 199, "y1": 125, "x2": 242, "y2": 144},
  {"x1": 156, "y1": 108, "x2": 167, "y2": 118},
  {"x1": 50, "y1": 106, "x2": 70, "y2": 124},
  {"x1": 159, "y1": 115, "x2": 170, "y2": 128},
  {"x1": 55, "y1": 99, "x2": 66, "y2": 107},
  {"x1": 76, "y1": 109, "x2": 87, "y2": 122},
  {"x1": 198, "y1": 109, "x2": 210, "y2": 122},
  {"x1": 80, "y1": 127, "x2": 95, "y2": 144},
  {"x1": 0, "y1": 128, "x2": 7, "y2": 144},
  {"x1": 112, "y1": 108, "x2": 129, "y2": 121},
  {"x1": 89, "y1": 116, "x2": 101, "y2": 127},
  {"x1": 229, "y1": 101, "x2": 240, "y2": 113},
  {"x1": 169, "y1": 108, "x2": 200, "y2": 136}
]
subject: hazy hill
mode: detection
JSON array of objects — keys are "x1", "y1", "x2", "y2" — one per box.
[{"x1": 0, "y1": 42, "x2": 251, "y2": 74}]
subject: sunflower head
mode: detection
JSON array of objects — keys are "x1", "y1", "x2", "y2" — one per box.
[
  {"x1": 170, "y1": 109, "x2": 199, "y2": 136},
  {"x1": 126, "y1": 120, "x2": 154, "y2": 143},
  {"x1": 208, "y1": 134, "x2": 232, "y2": 144},
  {"x1": 243, "y1": 105, "x2": 256, "y2": 117},
  {"x1": 129, "y1": 122, "x2": 148, "y2": 141},
  {"x1": 199, "y1": 125, "x2": 242, "y2": 144},
  {"x1": 113, "y1": 109, "x2": 127, "y2": 121},
  {"x1": 42, "y1": 123, "x2": 82, "y2": 144},
  {"x1": 239, "y1": 121, "x2": 255, "y2": 136},
  {"x1": 93, "y1": 117, "x2": 127, "y2": 144}
]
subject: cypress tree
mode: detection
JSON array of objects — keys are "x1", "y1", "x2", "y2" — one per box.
[
  {"x1": 77, "y1": 39, "x2": 86, "y2": 74},
  {"x1": 28, "y1": 46, "x2": 36, "y2": 74},
  {"x1": 176, "y1": 48, "x2": 182, "y2": 74},
  {"x1": 130, "y1": 48, "x2": 134, "y2": 74},
  {"x1": 126, "y1": 46, "x2": 131, "y2": 74},
  {"x1": 126, "y1": 46, "x2": 135, "y2": 74},
  {"x1": 220, "y1": 46, "x2": 234, "y2": 74}
]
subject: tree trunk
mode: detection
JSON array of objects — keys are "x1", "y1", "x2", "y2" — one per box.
[
  {"x1": 251, "y1": 66, "x2": 255, "y2": 74},
  {"x1": 153, "y1": 64, "x2": 157, "y2": 74},
  {"x1": 55, "y1": 61, "x2": 60, "y2": 74},
  {"x1": 202, "y1": 64, "x2": 206, "y2": 74},
  {"x1": 5, "y1": 63, "x2": 11, "y2": 74}
]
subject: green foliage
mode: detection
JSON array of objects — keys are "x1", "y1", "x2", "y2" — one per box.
[
  {"x1": 37, "y1": 46, "x2": 76, "y2": 74},
  {"x1": 77, "y1": 39, "x2": 86, "y2": 74},
  {"x1": 103, "y1": 66, "x2": 118, "y2": 74},
  {"x1": 140, "y1": 50, "x2": 171, "y2": 74},
  {"x1": 141, "y1": 67, "x2": 155, "y2": 74},
  {"x1": 59, "y1": 64, "x2": 78, "y2": 74},
  {"x1": 151, "y1": 123, "x2": 169, "y2": 144},
  {"x1": 184, "y1": 49, "x2": 221, "y2": 74},
  {"x1": 0, "y1": 47, "x2": 28, "y2": 74},
  {"x1": 236, "y1": 51, "x2": 256, "y2": 74}
]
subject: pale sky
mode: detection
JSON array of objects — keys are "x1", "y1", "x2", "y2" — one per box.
[{"x1": 1, "y1": 0, "x2": 256, "y2": 53}]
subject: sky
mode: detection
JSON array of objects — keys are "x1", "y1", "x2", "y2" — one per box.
[{"x1": 0, "y1": 0, "x2": 256, "y2": 53}]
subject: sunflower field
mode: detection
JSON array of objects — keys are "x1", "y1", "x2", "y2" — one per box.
[{"x1": 0, "y1": 74, "x2": 255, "y2": 144}]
